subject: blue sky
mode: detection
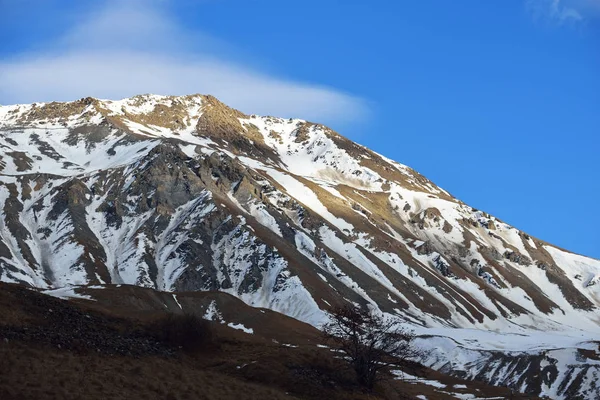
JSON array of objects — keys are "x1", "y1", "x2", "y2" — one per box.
[{"x1": 1, "y1": 0, "x2": 598, "y2": 258}]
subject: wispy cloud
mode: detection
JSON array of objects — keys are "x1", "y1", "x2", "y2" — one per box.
[
  {"x1": 0, "y1": 1, "x2": 368, "y2": 124},
  {"x1": 527, "y1": 0, "x2": 600, "y2": 23}
]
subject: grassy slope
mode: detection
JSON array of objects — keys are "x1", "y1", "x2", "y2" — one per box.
[{"x1": 0, "y1": 283, "x2": 540, "y2": 400}]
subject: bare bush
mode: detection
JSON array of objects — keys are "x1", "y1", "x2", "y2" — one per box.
[{"x1": 323, "y1": 305, "x2": 423, "y2": 390}]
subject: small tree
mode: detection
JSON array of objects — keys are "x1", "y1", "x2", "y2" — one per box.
[{"x1": 323, "y1": 305, "x2": 422, "y2": 390}]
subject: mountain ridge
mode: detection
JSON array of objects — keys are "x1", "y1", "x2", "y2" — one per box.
[{"x1": 0, "y1": 93, "x2": 591, "y2": 259}]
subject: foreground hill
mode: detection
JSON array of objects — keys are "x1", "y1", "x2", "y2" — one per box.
[
  {"x1": 0, "y1": 94, "x2": 599, "y2": 398},
  {"x1": 0, "y1": 282, "x2": 538, "y2": 400}
]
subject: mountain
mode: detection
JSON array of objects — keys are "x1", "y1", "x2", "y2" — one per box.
[{"x1": 0, "y1": 94, "x2": 599, "y2": 398}]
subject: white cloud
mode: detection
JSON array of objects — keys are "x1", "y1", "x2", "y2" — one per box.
[
  {"x1": 0, "y1": 1, "x2": 368, "y2": 124},
  {"x1": 527, "y1": 0, "x2": 600, "y2": 23}
]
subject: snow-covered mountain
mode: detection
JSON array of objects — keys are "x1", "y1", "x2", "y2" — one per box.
[{"x1": 1, "y1": 94, "x2": 599, "y2": 398}]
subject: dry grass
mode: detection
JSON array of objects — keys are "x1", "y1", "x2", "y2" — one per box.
[{"x1": 0, "y1": 341, "x2": 298, "y2": 400}]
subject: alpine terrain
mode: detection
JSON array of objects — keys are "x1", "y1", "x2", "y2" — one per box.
[{"x1": 0, "y1": 94, "x2": 598, "y2": 399}]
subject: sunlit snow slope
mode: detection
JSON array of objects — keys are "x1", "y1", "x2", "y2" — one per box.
[{"x1": 1, "y1": 94, "x2": 599, "y2": 398}]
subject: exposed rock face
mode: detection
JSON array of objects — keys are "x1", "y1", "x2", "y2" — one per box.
[{"x1": 0, "y1": 94, "x2": 599, "y2": 398}]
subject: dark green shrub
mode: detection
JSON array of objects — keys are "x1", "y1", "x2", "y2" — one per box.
[{"x1": 154, "y1": 313, "x2": 214, "y2": 353}]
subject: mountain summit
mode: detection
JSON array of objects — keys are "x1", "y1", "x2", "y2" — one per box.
[{"x1": 1, "y1": 94, "x2": 599, "y2": 398}]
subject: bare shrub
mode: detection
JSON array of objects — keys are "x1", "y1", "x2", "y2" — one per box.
[{"x1": 323, "y1": 305, "x2": 423, "y2": 390}]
